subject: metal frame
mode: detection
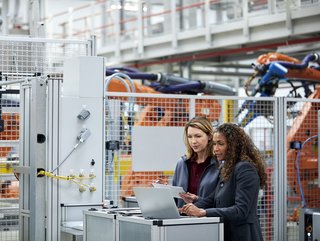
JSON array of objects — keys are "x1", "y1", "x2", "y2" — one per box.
[
  {"x1": 18, "y1": 77, "x2": 47, "y2": 241},
  {"x1": 46, "y1": 77, "x2": 62, "y2": 241},
  {"x1": 274, "y1": 97, "x2": 287, "y2": 241},
  {"x1": 0, "y1": 35, "x2": 94, "y2": 241}
]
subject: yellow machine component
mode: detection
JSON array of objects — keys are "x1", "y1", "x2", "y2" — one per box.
[
  {"x1": 119, "y1": 159, "x2": 133, "y2": 176},
  {"x1": 0, "y1": 160, "x2": 19, "y2": 174},
  {"x1": 37, "y1": 170, "x2": 96, "y2": 192},
  {"x1": 223, "y1": 99, "x2": 235, "y2": 123}
]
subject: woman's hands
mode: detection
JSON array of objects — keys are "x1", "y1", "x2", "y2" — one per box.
[
  {"x1": 179, "y1": 203, "x2": 206, "y2": 217},
  {"x1": 150, "y1": 178, "x2": 168, "y2": 187},
  {"x1": 179, "y1": 192, "x2": 198, "y2": 203}
]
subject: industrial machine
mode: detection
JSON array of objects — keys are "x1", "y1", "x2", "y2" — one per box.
[
  {"x1": 299, "y1": 208, "x2": 320, "y2": 241},
  {"x1": 237, "y1": 52, "x2": 320, "y2": 220},
  {"x1": 239, "y1": 52, "x2": 320, "y2": 126},
  {"x1": 6, "y1": 56, "x2": 106, "y2": 241},
  {"x1": 0, "y1": 111, "x2": 20, "y2": 199},
  {"x1": 105, "y1": 67, "x2": 231, "y2": 126},
  {"x1": 84, "y1": 209, "x2": 224, "y2": 241}
]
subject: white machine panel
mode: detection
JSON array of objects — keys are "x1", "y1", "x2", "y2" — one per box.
[
  {"x1": 132, "y1": 126, "x2": 185, "y2": 171},
  {"x1": 63, "y1": 56, "x2": 104, "y2": 98},
  {"x1": 59, "y1": 98, "x2": 104, "y2": 203},
  {"x1": 58, "y1": 57, "x2": 105, "y2": 205}
]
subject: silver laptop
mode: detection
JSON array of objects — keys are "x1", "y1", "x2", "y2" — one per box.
[{"x1": 133, "y1": 187, "x2": 181, "y2": 219}]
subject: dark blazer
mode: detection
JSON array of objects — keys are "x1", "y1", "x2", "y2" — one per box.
[
  {"x1": 196, "y1": 161, "x2": 263, "y2": 241},
  {"x1": 172, "y1": 156, "x2": 219, "y2": 208}
]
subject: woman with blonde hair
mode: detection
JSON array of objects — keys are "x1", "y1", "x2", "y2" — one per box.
[{"x1": 172, "y1": 116, "x2": 219, "y2": 208}]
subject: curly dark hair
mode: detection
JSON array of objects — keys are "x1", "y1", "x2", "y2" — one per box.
[{"x1": 214, "y1": 123, "x2": 267, "y2": 188}]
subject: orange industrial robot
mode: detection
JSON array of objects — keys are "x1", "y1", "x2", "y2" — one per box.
[
  {"x1": 242, "y1": 52, "x2": 320, "y2": 221},
  {"x1": 0, "y1": 113, "x2": 19, "y2": 199}
]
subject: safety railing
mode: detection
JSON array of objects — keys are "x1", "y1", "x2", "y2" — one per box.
[{"x1": 44, "y1": 0, "x2": 319, "y2": 58}]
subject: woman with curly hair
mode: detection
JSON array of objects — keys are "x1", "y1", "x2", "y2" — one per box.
[{"x1": 180, "y1": 122, "x2": 266, "y2": 241}]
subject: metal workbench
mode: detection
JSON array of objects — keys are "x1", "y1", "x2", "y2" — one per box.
[{"x1": 84, "y1": 209, "x2": 223, "y2": 241}]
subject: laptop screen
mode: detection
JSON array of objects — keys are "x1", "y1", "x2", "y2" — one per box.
[{"x1": 133, "y1": 187, "x2": 181, "y2": 219}]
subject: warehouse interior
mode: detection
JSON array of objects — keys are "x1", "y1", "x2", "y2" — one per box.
[{"x1": 0, "y1": 0, "x2": 320, "y2": 241}]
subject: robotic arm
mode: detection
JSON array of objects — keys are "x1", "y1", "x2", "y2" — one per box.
[
  {"x1": 238, "y1": 52, "x2": 320, "y2": 127},
  {"x1": 245, "y1": 52, "x2": 320, "y2": 98},
  {"x1": 105, "y1": 67, "x2": 235, "y2": 96},
  {"x1": 238, "y1": 52, "x2": 320, "y2": 216}
]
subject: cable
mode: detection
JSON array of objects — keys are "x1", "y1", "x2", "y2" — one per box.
[
  {"x1": 38, "y1": 170, "x2": 96, "y2": 191},
  {"x1": 51, "y1": 141, "x2": 80, "y2": 173},
  {"x1": 105, "y1": 72, "x2": 136, "y2": 94},
  {"x1": 104, "y1": 72, "x2": 136, "y2": 123},
  {"x1": 38, "y1": 170, "x2": 96, "y2": 181},
  {"x1": 51, "y1": 128, "x2": 91, "y2": 173}
]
